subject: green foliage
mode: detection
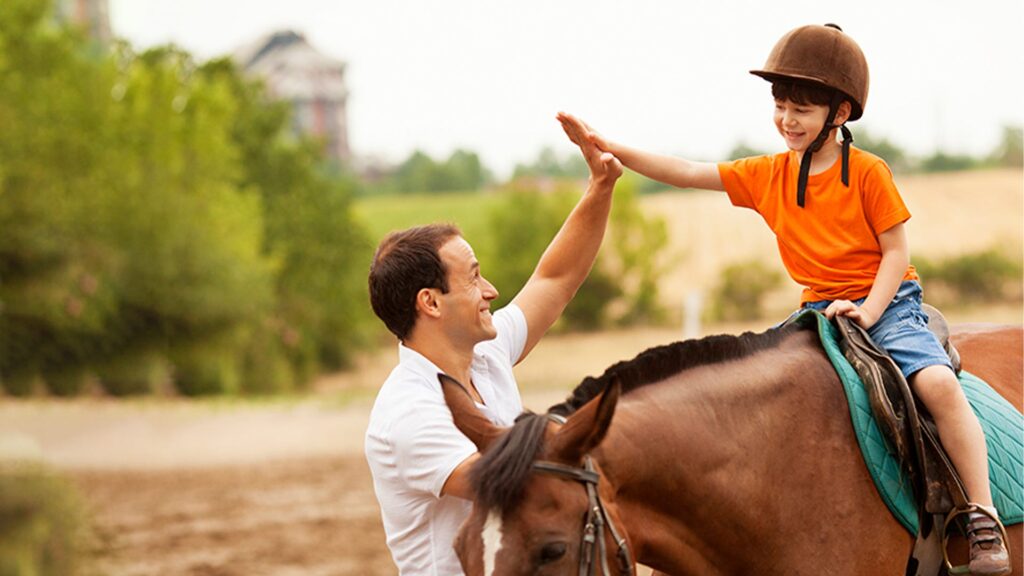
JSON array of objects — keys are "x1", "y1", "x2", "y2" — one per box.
[
  {"x1": 95, "y1": 349, "x2": 170, "y2": 396},
  {"x1": 512, "y1": 147, "x2": 588, "y2": 180},
  {"x1": 41, "y1": 366, "x2": 88, "y2": 397},
  {"x1": 484, "y1": 183, "x2": 573, "y2": 311},
  {"x1": 369, "y1": 149, "x2": 491, "y2": 194},
  {"x1": 171, "y1": 337, "x2": 242, "y2": 396},
  {"x1": 0, "y1": 372, "x2": 40, "y2": 397},
  {"x1": 990, "y1": 125, "x2": 1023, "y2": 168},
  {"x1": 356, "y1": 190, "x2": 502, "y2": 247},
  {"x1": 485, "y1": 174, "x2": 669, "y2": 331},
  {"x1": 603, "y1": 174, "x2": 671, "y2": 325},
  {"x1": 915, "y1": 248, "x2": 1023, "y2": 304},
  {"x1": 853, "y1": 130, "x2": 910, "y2": 173},
  {"x1": 919, "y1": 151, "x2": 980, "y2": 173},
  {"x1": 710, "y1": 259, "x2": 783, "y2": 322},
  {"x1": 726, "y1": 142, "x2": 769, "y2": 161},
  {"x1": 0, "y1": 462, "x2": 89, "y2": 576},
  {"x1": 0, "y1": 1, "x2": 374, "y2": 395}
]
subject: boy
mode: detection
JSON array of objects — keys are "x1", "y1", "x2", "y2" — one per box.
[{"x1": 560, "y1": 23, "x2": 1010, "y2": 576}]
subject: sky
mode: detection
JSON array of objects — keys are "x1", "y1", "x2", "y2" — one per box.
[{"x1": 108, "y1": 1, "x2": 1024, "y2": 178}]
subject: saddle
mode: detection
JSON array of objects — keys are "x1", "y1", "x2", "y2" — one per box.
[{"x1": 833, "y1": 304, "x2": 970, "y2": 576}]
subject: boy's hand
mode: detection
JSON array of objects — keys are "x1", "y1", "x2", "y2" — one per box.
[
  {"x1": 556, "y1": 112, "x2": 612, "y2": 152},
  {"x1": 824, "y1": 300, "x2": 877, "y2": 330},
  {"x1": 557, "y1": 112, "x2": 622, "y2": 184}
]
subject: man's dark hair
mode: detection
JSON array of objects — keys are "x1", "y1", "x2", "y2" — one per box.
[
  {"x1": 368, "y1": 223, "x2": 462, "y2": 341},
  {"x1": 771, "y1": 81, "x2": 837, "y2": 107}
]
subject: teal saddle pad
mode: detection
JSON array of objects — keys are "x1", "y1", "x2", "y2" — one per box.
[{"x1": 802, "y1": 310, "x2": 1023, "y2": 534}]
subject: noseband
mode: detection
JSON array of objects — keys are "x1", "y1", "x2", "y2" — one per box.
[{"x1": 531, "y1": 414, "x2": 633, "y2": 576}]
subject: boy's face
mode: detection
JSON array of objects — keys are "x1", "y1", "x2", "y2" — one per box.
[{"x1": 773, "y1": 98, "x2": 831, "y2": 153}]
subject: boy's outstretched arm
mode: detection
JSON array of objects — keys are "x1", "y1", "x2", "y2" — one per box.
[{"x1": 557, "y1": 112, "x2": 725, "y2": 192}]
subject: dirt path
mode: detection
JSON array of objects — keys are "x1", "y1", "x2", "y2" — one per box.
[{"x1": 1, "y1": 389, "x2": 567, "y2": 576}]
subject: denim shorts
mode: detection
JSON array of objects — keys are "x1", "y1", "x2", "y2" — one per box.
[{"x1": 801, "y1": 280, "x2": 954, "y2": 379}]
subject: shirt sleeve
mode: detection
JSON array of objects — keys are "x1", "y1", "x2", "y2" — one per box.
[
  {"x1": 718, "y1": 155, "x2": 771, "y2": 210},
  {"x1": 861, "y1": 158, "x2": 911, "y2": 235},
  {"x1": 389, "y1": 389, "x2": 476, "y2": 498}
]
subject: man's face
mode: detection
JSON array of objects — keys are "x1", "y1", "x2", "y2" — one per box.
[{"x1": 437, "y1": 236, "x2": 499, "y2": 345}]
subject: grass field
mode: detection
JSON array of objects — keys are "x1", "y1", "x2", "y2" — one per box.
[{"x1": 354, "y1": 190, "x2": 505, "y2": 247}]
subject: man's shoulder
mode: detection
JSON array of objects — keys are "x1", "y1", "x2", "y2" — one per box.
[{"x1": 369, "y1": 362, "x2": 443, "y2": 424}]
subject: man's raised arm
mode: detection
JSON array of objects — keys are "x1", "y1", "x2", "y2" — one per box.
[{"x1": 510, "y1": 112, "x2": 623, "y2": 361}]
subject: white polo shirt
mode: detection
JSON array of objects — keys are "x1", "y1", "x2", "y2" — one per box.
[{"x1": 364, "y1": 304, "x2": 528, "y2": 575}]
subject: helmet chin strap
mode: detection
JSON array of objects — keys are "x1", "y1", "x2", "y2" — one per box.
[{"x1": 795, "y1": 91, "x2": 853, "y2": 208}]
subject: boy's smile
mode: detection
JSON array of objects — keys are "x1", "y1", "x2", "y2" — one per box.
[{"x1": 773, "y1": 98, "x2": 830, "y2": 153}]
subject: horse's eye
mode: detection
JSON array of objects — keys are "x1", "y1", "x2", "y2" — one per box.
[{"x1": 538, "y1": 541, "x2": 567, "y2": 564}]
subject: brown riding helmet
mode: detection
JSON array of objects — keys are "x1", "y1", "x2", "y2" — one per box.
[{"x1": 750, "y1": 24, "x2": 869, "y2": 121}]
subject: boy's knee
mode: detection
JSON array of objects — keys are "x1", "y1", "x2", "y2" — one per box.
[{"x1": 911, "y1": 365, "x2": 963, "y2": 407}]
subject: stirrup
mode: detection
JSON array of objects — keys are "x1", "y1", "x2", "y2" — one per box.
[{"x1": 942, "y1": 504, "x2": 1010, "y2": 575}]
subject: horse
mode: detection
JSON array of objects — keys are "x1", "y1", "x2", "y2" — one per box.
[{"x1": 441, "y1": 320, "x2": 1023, "y2": 575}]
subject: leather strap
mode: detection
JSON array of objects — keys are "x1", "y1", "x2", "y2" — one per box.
[{"x1": 532, "y1": 455, "x2": 633, "y2": 575}]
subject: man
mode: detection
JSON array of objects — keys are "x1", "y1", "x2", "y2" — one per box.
[{"x1": 364, "y1": 112, "x2": 623, "y2": 574}]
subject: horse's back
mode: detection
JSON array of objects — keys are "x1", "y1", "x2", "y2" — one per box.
[{"x1": 951, "y1": 324, "x2": 1023, "y2": 411}]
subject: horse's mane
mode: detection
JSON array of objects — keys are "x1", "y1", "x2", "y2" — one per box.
[
  {"x1": 549, "y1": 321, "x2": 808, "y2": 417},
  {"x1": 470, "y1": 320, "x2": 812, "y2": 512}
]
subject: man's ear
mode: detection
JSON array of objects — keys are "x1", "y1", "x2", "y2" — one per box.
[{"x1": 416, "y1": 287, "x2": 442, "y2": 319}]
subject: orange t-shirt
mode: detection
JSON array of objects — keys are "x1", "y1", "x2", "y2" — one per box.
[{"x1": 718, "y1": 147, "x2": 918, "y2": 303}]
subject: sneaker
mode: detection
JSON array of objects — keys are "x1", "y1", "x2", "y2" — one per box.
[{"x1": 966, "y1": 514, "x2": 1012, "y2": 576}]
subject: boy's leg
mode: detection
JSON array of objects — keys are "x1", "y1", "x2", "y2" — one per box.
[
  {"x1": 910, "y1": 364, "x2": 992, "y2": 506},
  {"x1": 911, "y1": 365, "x2": 1010, "y2": 576}
]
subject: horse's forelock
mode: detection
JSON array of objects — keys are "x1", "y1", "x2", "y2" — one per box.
[{"x1": 469, "y1": 411, "x2": 549, "y2": 513}]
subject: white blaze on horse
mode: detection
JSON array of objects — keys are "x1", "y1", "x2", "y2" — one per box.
[{"x1": 442, "y1": 322, "x2": 1023, "y2": 576}]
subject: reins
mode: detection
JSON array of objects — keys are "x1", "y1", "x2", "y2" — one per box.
[{"x1": 531, "y1": 414, "x2": 633, "y2": 576}]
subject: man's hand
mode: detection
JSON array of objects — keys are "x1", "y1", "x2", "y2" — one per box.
[
  {"x1": 557, "y1": 112, "x2": 622, "y2": 184},
  {"x1": 824, "y1": 299, "x2": 877, "y2": 330}
]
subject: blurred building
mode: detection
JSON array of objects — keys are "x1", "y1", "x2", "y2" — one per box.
[
  {"x1": 54, "y1": 0, "x2": 112, "y2": 44},
  {"x1": 234, "y1": 31, "x2": 352, "y2": 165}
]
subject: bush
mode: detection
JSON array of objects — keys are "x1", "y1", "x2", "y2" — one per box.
[
  {"x1": 41, "y1": 367, "x2": 89, "y2": 397},
  {"x1": 96, "y1": 350, "x2": 170, "y2": 396},
  {"x1": 485, "y1": 176, "x2": 669, "y2": 331},
  {"x1": 1, "y1": 370, "x2": 40, "y2": 397},
  {"x1": 0, "y1": 462, "x2": 89, "y2": 576},
  {"x1": 710, "y1": 259, "x2": 783, "y2": 322},
  {"x1": 915, "y1": 248, "x2": 1023, "y2": 304},
  {"x1": 171, "y1": 340, "x2": 241, "y2": 396},
  {"x1": 560, "y1": 268, "x2": 623, "y2": 331},
  {"x1": 240, "y1": 326, "x2": 296, "y2": 394}
]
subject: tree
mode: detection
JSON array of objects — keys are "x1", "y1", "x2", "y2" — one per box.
[
  {"x1": 852, "y1": 129, "x2": 910, "y2": 173},
  {"x1": 990, "y1": 125, "x2": 1023, "y2": 168},
  {"x1": 0, "y1": 0, "x2": 373, "y2": 395},
  {"x1": 512, "y1": 146, "x2": 588, "y2": 180}
]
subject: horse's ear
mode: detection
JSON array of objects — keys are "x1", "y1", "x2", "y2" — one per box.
[
  {"x1": 548, "y1": 377, "x2": 621, "y2": 463},
  {"x1": 439, "y1": 373, "x2": 503, "y2": 452}
]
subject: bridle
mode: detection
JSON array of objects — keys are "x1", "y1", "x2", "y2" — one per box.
[{"x1": 530, "y1": 414, "x2": 633, "y2": 576}]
